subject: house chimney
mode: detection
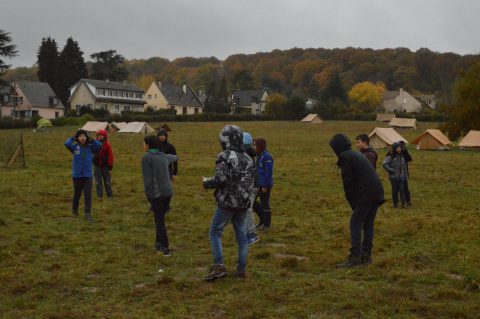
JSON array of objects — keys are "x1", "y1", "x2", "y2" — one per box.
[
  {"x1": 158, "y1": 81, "x2": 162, "y2": 89},
  {"x1": 400, "y1": 88, "x2": 406, "y2": 104},
  {"x1": 106, "y1": 79, "x2": 110, "y2": 83},
  {"x1": 123, "y1": 80, "x2": 127, "y2": 87},
  {"x1": 182, "y1": 84, "x2": 187, "y2": 94}
]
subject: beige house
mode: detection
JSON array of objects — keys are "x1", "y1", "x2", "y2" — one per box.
[
  {"x1": 231, "y1": 90, "x2": 269, "y2": 115},
  {"x1": 144, "y1": 81, "x2": 203, "y2": 115},
  {"x1": 0, "y1": 81, "x2": 64, "y2": 119},
  {"x1": 69, "y1": 79, "x2": 145, "y2": 114},
  {"x1": 383, "y1": 88, "x2": 422, "y2": 114}
]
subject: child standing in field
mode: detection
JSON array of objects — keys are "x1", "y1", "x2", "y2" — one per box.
[
  {"x1": 243, "y1": 132, "x2": 259, "y2": 245},
  {"x1": 399, "y1": 141, "x2": 413, "y2": 206},
  {"x1": 64, "y1": 129, "x2": 102, "y2": 221},
  {"x1": 203, "y1": 125, "x2": 255, "y2": 281},
  {"x1": 157, "y1": 129, "x2": 178, "y2": 182},
  {"x1": 383, "y1": 142, "x2": 408, "y2": 208},
  {"x1": 253, "y1": 137, "x2": 274, "y2": 232},
  {"x1": 93, "y1": 129, "x2": 114, "y2": 198},
  {"x1": 141, "y1": 135, "x2": 178, "y2": 256},
  {"x1": 355, "y1": 134, "x2": 378, "y2": 169}
]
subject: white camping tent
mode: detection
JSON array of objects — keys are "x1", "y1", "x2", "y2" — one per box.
[
  {"x1": 301, "y1": 114, "x2": 323, "y2": 123},
  {"x1": 368, "y1": 127, "x2": 408, "y2": 148},
  {"x1": 458, "y1": 130, "x2": 480, "y2": 150},
  {"x1": 118, "y1": 122, "x2": 155, "y2": 134},
  {"x1": 389, "y1": 118, "x2": 417, "y2": 129},
  {"x1": 410, "y1": 129, "x2": 452, "y2": 150},
  {"x1": 81, "y1": 121, "x2": 111, "y2": 132},
  {"x1": 111, "y1": 122, "x2": 127, "y2": 131}
]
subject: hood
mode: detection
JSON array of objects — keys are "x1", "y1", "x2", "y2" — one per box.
[
  {"x1": 219, "y1": 125, "x2": 243, "y2": 151},
  {"x1": 157, "y1": 128, "x2": 168, "y2": 142},
  {"x1": 329, "y1": 134, "x2": 352, "y2": 156},
  {"x1": 75, "y1": 129, "x2": 89, "y2": 142},
  {"x1": 243, "y1": 132, "x2": 253, "y2": 149},
  {"x1": 391, "y1": 142, "x2": 401, "y2": 153},
  {"x1": 96, "y1": 129, "x2": 108, "y2": 139}
]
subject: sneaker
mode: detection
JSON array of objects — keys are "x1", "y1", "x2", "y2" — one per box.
[
  {"x1": 204, "y1": 264, "x2": 227, "y2": 282},
  {"x1": 336, "y1": 256, "x2": 363, "y2": 268},
  {"x1": 156, "y1": 245, "x2": 171, "y2": 256},
  {"x1": 247, "y1": 234, "x2": 260, "y2": 246}
]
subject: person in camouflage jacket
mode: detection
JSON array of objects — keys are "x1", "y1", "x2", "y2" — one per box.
[{"x1": 203, "y1": 125, "x2": 255, "y2": 281}]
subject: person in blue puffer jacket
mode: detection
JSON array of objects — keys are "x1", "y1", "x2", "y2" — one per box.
[
  {"x1": 253, "y1": 137, "x2": 274, "y2": 231},
  {"x1": 64, "y1": 129, "x2": 102, "y2": 221}
]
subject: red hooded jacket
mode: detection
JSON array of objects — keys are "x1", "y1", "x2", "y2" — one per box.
[{"x1": 93, "y1": 130, "x2": 114, "y2": 169}]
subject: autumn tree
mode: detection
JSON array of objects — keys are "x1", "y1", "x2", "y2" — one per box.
[
  {"x1": 348, "y1": 81, "x2": 385, "y2": 113},
  {"x1": 265, "y1": 93, "x2": 288, "y2": 116}
]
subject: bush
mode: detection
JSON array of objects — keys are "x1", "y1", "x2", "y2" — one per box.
[{"x1": 0, "y1": 117, "x2": 36, "y2": 129}]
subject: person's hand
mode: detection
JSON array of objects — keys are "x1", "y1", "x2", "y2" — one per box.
[
  {"x1": 261, "y1": 187, "x2": 268, "y2": 193},
  {"x1": 171, "y1": 175, "x2": 177, "y2": 183},
  {"x1": 108, "y1": 166, "x2": 113, "y2": 171}
]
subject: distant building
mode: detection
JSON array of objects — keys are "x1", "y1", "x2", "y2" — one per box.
[
  {"x1": 231, "y1": 90, "x2": 269, "y2": 115},
  {"x1": 69, "y1": 79, "x2": 145, "y2": 114},
  {"x1": 415, "y1": 94, "x2": 437, "y2": 110},
  {"x1": 144, "y1": 81, "x2": 203, "y2": 115},
  {"x1": 382, "y1": 88, "x2": 422, "y2": 113},
  {"x1": 0, "y1": 81, "x2": 64, "y2": 119}
]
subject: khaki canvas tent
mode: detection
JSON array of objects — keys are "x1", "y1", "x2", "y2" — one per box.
[
  {"x1": 368, "y1": 127, "x2": 408, "y2": 148},
  {"x1": 118, "y1": 122, "x2": 155, "y2": 134},
  {"x1": 458, "y1": 130, "x2": 480, "y2": 150},
  {"x1": 111, "y1": 122, "x2": 127, "y2": 131},
  {"x1": 156, "y1": 122, "x2": 172, "y2": 132},
  {"x1": 81, "y1": 121, "x2": 111, "y2": 132},
  {"x1": 411, "y1": 129, "x2": 452, "y2": 150},
  {"x1": 376, "y1": 113, "x2": 396, "y2": 122},
  {"x1": 389, "y1": 118, "x2": 417, "y2": 130},
  {"x1": 301, "y1": 114, "x2": 323, "y2": 123}
]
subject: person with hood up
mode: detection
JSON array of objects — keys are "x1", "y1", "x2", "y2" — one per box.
[
  {"x1": 253, "y1": 137, "x2": 274, "y2": 231},
  {"x1": 355, "y1": 134, "x2": 378, "y2": 169},
  {"x1": 243, "y1": 132, "x2": 259, "y2": 245},
  {"x1": 203, "y1": 125, "x2": 255, "y2": 281},
  {"x1": 157, "y1": 129, "x2": 178, "y2": 181},
  {"x1": 399, "y1": 140, "x2": 412, "y2": 206},
  {"x1": 329, "y1": 134, "x2": 385, "y2": 268},
  {"x1": 141, "y1": 135, "x2": 179, "y2": 256},
  {"x1": 64, "y1": 130, "x2": 102, "y2": 221},
  {"x1": 93, "y1": 129, "x2": 114, "y2": 198},
  {"x1": 383, "y1": 142, "x2": 408, "y2": 208}
]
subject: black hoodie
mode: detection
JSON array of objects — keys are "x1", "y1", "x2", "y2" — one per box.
[
  {"x1": 329, "y1": 134, "x2": 385, "y2": 209},
  {"x1": 157, "y1": 129, "x2": 178, "y2": 176}
]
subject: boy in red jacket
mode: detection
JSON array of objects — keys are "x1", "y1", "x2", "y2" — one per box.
[{"x1": 93, "y1": 129, "x2": 114, "y2": 198}]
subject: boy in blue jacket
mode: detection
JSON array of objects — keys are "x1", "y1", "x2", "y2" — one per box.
[
  {"x1": 253, "y1": 137, "x2": 274, "y2": 231},
  {"x1": 64, "y1": 129, "x2": 102, "y2": 221}
]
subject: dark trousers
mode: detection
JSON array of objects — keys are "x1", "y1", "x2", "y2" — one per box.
[
  {"x1": 404, "y1": 180, "x2": 411, "y2": 204},
  {"x1": 253, "y1": 188, "x2": 271, "y2": 227},
  {"x1": 390, "y1": 180, "x2": 406, "y2": 206},
  {"x1": 350, "y1": 203, "x2": 379, "y2": 258},
  {"x1": 72, "y1": 177, "x2": 92, "y2": 215},
  {"x1": 94, "y1": 166, "x2": 113, "y2": 197},
  {"x1": 151, "y1": 197, "x2": 170, "y2": 249}
]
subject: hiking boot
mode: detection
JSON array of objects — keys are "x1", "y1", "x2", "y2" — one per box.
[
  {"x1": 72, "y1": 211, "x2": 79, "y2": 217},
  {"x1": 156, "y1": 245, "x2": 171, "y2": 256},
  {"x1": 336, "y1": 256, "x2": 363, "y2": 268},
  {"x1": 204, "y1": 264, "x2": 227, "y2": 282},
  {"x1": 362, "y1": 254, "x2": 372, "y2": 266},
  {"x1": 247, "y1": 234, "x2": 260, "y2": 246}
]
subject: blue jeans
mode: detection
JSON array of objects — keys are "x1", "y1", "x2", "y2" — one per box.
[{"x1": 209, "y1": 207, "x2": 248, "y2": 272}]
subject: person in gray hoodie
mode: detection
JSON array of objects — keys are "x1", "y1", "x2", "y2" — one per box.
[
  {"x1": 382, "y1": 142, "x2": 408, "y2": 208},
  {"x1": 141, "y1": 135, "x2": 179, "y2": 255}
]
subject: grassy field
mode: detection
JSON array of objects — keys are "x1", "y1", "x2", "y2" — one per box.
[{"x1": 0, "y1": 121, "x2": 479, "y2": 318}]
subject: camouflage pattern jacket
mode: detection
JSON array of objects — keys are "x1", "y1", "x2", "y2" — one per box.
[{"x1": 203, "y1": 125, "x2": 255, "y2": 211}]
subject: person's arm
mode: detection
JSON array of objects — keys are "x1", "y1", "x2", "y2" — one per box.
[
  {"x1": 403, "y1": 150, "x2": 413, "y2": 163},
  {"x1": 141, "y1": 156, "x2": 154, "y2": 201},
  {"x1": 263, "y1": 155, "x2": 273, "y2": 189},
  {"x1": 171, "y1": 145, "x2": 178, "y2": 177},
  {"x1": 341, "y1": 159, "x2": 355, "y2": 208},
  {"x1": 165, "y1": 154, "x2": 178, "y2": 163},
  {"x1": 203, "y1": 155, "x2": 229, "y2": 190},
  {"x1": 64, "y1": 137, "x2": 76, "y2": 154},
  {"x1": 107, "y1": 143, "x2": 114, "y2": 170},
  {"x1": 89, "y1": 139, "x2": 102, "y2": 153},
  {"x1": 382, "y1": 156, "x2": 395, "y2": 174}
]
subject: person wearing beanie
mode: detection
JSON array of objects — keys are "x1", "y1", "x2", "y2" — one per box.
[
  {"x1": 141, "y1": 135, "x2": 179, "y2": 256},
  {"x1": 383, "y1": 142, "x2": 408, "y2": 208},
  {"x1": 243, "y1": 132, "x2": 259, "y2": 246},
  {"x1": 64, "y1": 129, "x2": 102, "y2": 221},
  {"x1": 253, "y1": 137, "x2": 274, "y2": 231},
  {"x1": 329, "y1": 133, "x2": 385, "y2": 268},
  {"x1": 93, "y1": 129, "x2": 114, "y2": 198},
  {"x1": 157, "y1": 129, "x2": 178, "y2": 181},
  {"x1": 203, "y1": 125, "x2": 254, "y2": 281}
]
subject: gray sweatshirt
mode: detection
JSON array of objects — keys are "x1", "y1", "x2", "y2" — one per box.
[{"x1": 141, "y1": 150, "x2": 178, "y2": 200}]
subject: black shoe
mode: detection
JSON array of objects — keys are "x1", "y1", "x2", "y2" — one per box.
[
  {"x1": 156, "y1": 245, "x2": 171, "y2": 256},
  {"x1": 392, "y1": 204, "x2": 398, "y2": 209},
  {"x1": 204, "y1": 264, "x2": 227, "y2": 282},
  {"x1": 336, "y1": 256, "x2": 363, "y2": 268},
  {"x1": 401, "y1": 204, "x2": 406, "y2": 209},
  {"x1": 406, "y1": 202, "x2": 412, "y2": 207},
  {"x1": 361, "y1": 255, "x2": 372, "y2": 266},
  {"x1": 85, "y1": 214, "x2": 94, "y2": 222},
  {"x1": 72, "y1": 211, "x2": 79, "y2": 217}
]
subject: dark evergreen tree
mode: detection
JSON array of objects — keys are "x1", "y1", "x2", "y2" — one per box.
[
  {"x1": 231, "y1": 69, "x2": 255, "y2": 91},
  {"x1": 204, "y1": 80, "x2": 217, "y2": 113},
  {"x1": 215, "y1": 76, "x2": 230, "y2": 113},
  {"x1": 37, "y1": 37, "x2": 59, "y2": 92},
  {"x1": 57, "y1": 37, "x2": 88, "y2": 106},
  {"x1": 90, "y1": 50, "x2": 128, "y2": 81},
  {"x1": 0, "y1": 29, "x2": 18, "y2": 86}
]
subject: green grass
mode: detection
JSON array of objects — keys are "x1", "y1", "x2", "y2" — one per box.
[{"x1": 0, "y1": 121, "x2": 479, "y2": 318}]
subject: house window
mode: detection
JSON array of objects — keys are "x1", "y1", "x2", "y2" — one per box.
[
  {"x1": 147, "y1": 95, "x2": 152, "y2": 99},
  {"x1": 124, "y1": 105, "x2": 131, "y2": 111},
  {"x1": 55, "y1": 112, "x2": 59, "y2": 118},
  {"x1": 115, "y1": 104, "x2": 120, "y2": 112},
  {"x1": 182, "y1": 107, "x2": 187, "y2": 115},
  {"x1": 32, "y1": 110, "x2": 39, "y2": 117},
  {"x1": 194, "y1": 107, "x2": 199, "y2": 114}
]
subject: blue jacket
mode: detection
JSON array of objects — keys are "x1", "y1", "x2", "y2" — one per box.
[
  {"x1": 64, "y1": 137, "x2": 101, "y2": 178},
  {"x1": 257, "y1": 150, "x2": 274, "y2": 188}
]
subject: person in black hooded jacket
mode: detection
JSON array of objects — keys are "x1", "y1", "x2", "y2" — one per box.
[
  {"x1": 329, "y1": 133, "x2": 385, "y2": 268},
  {"x1": 157, "y1": 129, "x2": 178, "y2": 181}
]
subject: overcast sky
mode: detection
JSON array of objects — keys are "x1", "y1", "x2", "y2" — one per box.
[{"x1": 1, "y1": 0, "x2": 479, "y2": 67}]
